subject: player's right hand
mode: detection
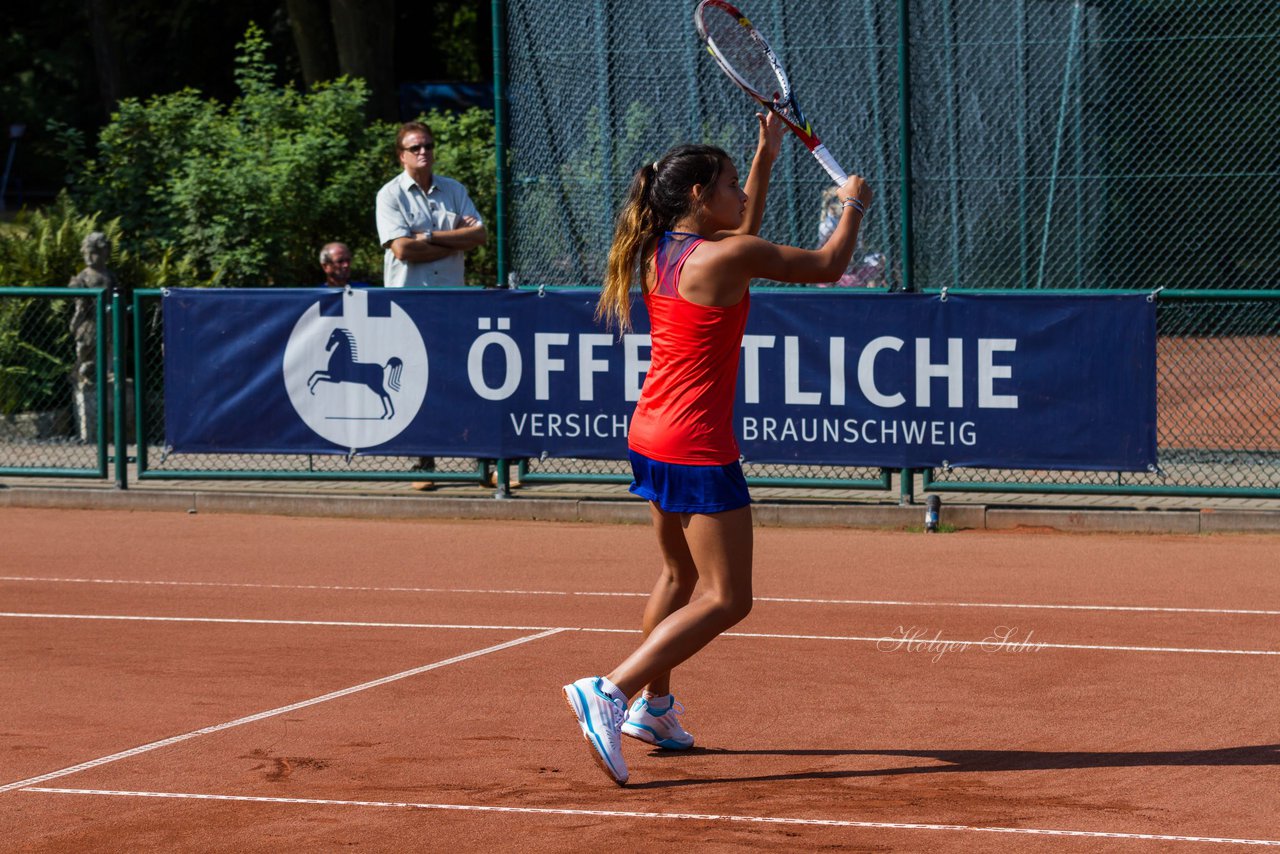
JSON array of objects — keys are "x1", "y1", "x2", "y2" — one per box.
[{"x1": 839, "y1": 175, "x2": 872, "y2": 210}]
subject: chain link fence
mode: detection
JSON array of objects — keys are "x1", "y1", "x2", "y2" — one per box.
[
  {"x1": 2, "y1": 2, "x2": 1276, "y2": 497},
  {"x1": 927, "y1": 291, "x2": 1280, "y2": 495},
  {"x1": 501, "y1": 0, "x2": 1279, "y2": 292},
  {"x1": 2, "y1": 287, "x2": 1276, "y2": 496},
  {"x1": 129, "y1": 291, "x2": 888, "y2": 490},
  {"x1": 0, "y1": 288, "x2": 107, "y2": 476},
  {"x1": 494, "y1": 0, "x2": 1279, "y2": 496},
  {"x1": 520, "y1": 455, "x2": 887, "y2": 488}
]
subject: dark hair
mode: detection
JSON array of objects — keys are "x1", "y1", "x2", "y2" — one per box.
[
  {"x1": 598, "y1": 144, "x2": 730, "y2": 330},
  {"x1": 396, "y1": 121, "x2": 434, "y2": 153}
]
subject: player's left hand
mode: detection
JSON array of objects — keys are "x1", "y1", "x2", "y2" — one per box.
[{"x1": 755, "y1": 110, "x2": 785, "y2": 161}]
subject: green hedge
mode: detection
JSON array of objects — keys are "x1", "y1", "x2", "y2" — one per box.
[
  {"x1": 0, "y1": 194, "x2": 206, "y2": 415},
  {"x1": 55, "y1": 23, "x2": 497, "y2": 289}
]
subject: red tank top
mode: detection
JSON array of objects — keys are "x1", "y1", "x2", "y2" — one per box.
[{"x1": 627, "y1": 232, "x2": 750, "y2": 465}]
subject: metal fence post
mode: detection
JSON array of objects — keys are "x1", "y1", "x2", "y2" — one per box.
[
  {"x1": 95, "y1": 289, "x2": 108, "y2": 475},
  {"x1": 494, "y1": 457, "x2": 513, "y2": 499},
  {"x1": 132, "y1": 290, "x2": 149, "y2": 477},
  {"x1": 897, "y1": 0, "x2": 915, "y2": 295},
  {"x1": 492, "y1": 0, "x2": 510, "y2": 288},
  {"x1": 111, "y1": 289, "x2": 128, "y2": 489},
  {"x1": 897, "y1": 0, "x2": 916, "y2": 503},
  {"x1": 900, "y1": 468, "x2": 915, "y2": 505}
]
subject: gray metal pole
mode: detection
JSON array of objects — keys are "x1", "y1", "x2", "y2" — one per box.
[
  {"x1": 897, "y1": 0, "x2": 915, "y2": 292},
  {"x1": 491, "y1": 0, "x2": 511, "y2": 286}
]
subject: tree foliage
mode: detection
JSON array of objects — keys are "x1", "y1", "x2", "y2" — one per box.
[
  {"x1": 420, "y1": 105, "x2": 497, "y2": 287},
  {"x1": 0, "y1": 192, "x2": 207, "y2": 414},
  {"x1": 67, "y1": 24, "x2": 382, "y2": 286},
  {"x1": 58, "y1": 23, "x2": 496, "y2": 288}
]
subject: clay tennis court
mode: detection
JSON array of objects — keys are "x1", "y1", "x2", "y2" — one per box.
[{"x1": 2, "y1": 506, "x2": 1278, "y2": 851}]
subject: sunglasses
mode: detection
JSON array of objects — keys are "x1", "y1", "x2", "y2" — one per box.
[{"x1": 403, "y1": 143, "x2": 435, "y2": 154}]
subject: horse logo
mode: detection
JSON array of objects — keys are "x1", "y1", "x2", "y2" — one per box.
[
  {"x1": 307, "y1": 328, "x2": 404, "y2": 419},
  {"x1": 282, "y1": 290, "x2": 427, "y2": 449}
]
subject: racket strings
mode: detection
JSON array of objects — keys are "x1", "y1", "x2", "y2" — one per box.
[{"x1": 701, "y1": 12, "x2": 790, "y2": 104}]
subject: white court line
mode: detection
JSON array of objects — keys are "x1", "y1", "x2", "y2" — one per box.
[
  {"x1": 0, "y1": 612, "x2": 559, "y2": 632},
  {"x1": 20, "y1": 789, "x2": 1280, "y2": 847},
  {"x1": 0, "y1": 629, "x2": 562, "y2": 795},
  {"x1": 3, "y1": 612, "x2": 1279, "y2": 657},
  {"x1": 0, "y1": 576, "x2": 573, "y2": 597},
  {"x1": 3, "y1": 575, "x2": 1277, "y2": 617}
]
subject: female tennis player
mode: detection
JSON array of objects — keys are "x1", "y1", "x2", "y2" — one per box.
[{"x1": 564, "y1": 113, "x2": 871, "y2": 785}]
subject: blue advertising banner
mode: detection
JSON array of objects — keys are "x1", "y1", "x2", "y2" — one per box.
[{"x1": 163, "y1": 288, "x2": 1157, "y2": 470}]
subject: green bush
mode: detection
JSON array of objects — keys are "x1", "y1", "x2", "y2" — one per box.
[
  {"x1": 0, "y1": 195, "x2": 108, "y2": 415},
  {"x1": 62, "y1": 23, "x2": 498, "y2": 288},
  {"x1": 0, "y1": 193, "x2": 206, "y2": 414},
  {"x1": 418, "y1": 106, "x2": 497, "y2": 287},
  {"x1": 2, "y1": 24, "x2": 501, "y2": 415},
  {"x1": 0, "y1": 292, "x2": 68, "y2": 416},
  {"x1": 0, "y1": 194, "x2": 118, "y2": 289}
]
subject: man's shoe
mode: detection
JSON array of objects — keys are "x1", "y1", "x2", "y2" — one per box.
[
  {"x1": 563, "y1": 677, "x2": 629, "y2": 785},
  {"x1": 410, "y1": 481, "x2": 435, "y2": 490},
  {"x1": 621, "y1": 695, "x2": 694, "y2": 750}
]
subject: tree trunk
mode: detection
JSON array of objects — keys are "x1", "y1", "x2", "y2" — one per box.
[
  {"x1": 86, "y1": 0, "x2": 123, "y2": 119},
  {"x1": 285, "y1": 0, "x2": 339, "y2": 87},
  {"x1": 330, "y1": 0, "x2": 399, "y2": 120}
]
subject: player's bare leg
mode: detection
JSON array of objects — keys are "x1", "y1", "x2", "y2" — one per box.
[
  {"x1": 607, "y1": 505, "x2": 754, "y2": 698},
  {"x1": 637, "y1": 502, "x2": 700, "y2": 697}
]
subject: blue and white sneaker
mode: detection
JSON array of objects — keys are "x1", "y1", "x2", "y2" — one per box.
[
  {"x1": 563, "y1": 677, "x2": 629, "y2": 785},
  {"x1": 621, "y1": 695, "x2": 695, "y2": 750}
]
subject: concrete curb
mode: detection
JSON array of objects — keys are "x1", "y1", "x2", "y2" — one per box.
[
  {"x1": 1, "y1": 486, "x2": 197, "y2": 514},
  {"x1": 985, "y1": 507, "x2": 1202, "y2": 534},
  {"x1": 2, "y1": 486, "x2": 1278, "y2": 534},
  {"x1": 1198, "y1": 509, "x2": 1280, "y2": 534}
]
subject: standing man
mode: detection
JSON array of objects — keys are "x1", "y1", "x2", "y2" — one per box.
[
  {"x1": 375, "y1": 122, "x2": 487, "y2": 287},
  {"x1": 376, "y1": 122, "x2": 487, "y2": 490}
]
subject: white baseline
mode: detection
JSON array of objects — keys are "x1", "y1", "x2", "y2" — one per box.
[{"x1": 19, "y1": 789, "x2": 1280, "y2": 847}]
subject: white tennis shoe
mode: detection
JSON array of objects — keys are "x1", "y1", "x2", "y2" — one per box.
[
  {"x1": 621, "y1": 695, "x2": 695, "y2": 750},
  {"x1": 563, "y1": 677, "x2": 629, "y2": 785}
]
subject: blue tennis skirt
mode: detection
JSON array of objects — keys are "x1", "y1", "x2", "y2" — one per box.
[{"x1": 628, "y1": 450, "x2": 751, "y2": 514}]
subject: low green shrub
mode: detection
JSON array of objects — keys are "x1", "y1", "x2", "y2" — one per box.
[{"x1": 57, "y1": 23, "x2": 497, "y2": 288}]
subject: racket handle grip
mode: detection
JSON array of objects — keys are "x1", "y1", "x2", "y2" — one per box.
[{"x1": 812, "y1": 144, "x2": 848, "y2": 186}]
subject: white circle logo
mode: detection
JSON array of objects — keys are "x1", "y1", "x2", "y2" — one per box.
[{"x1": 282, "y1": 290, "x2": 428, "y2": 449}]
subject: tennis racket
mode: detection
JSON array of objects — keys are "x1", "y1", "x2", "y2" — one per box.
[{"x1": 694, "y1": 0, "x2": 848, "y2": 186}]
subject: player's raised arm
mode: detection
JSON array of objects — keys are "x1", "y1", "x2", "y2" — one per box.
[
  {"x1": 715, "y1": 112, "x2": 785, "y2": 239},
  {"x1": 716, "y1": 174, "x2": 873, "y2": 285}
]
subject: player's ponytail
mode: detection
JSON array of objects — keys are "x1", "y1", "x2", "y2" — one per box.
[
  {"x1": 598, "y1": 145, "x2": 729, "y2": 332},
  {"x1": 599, "y1": 162, "x2": 659, "y2": 332}
]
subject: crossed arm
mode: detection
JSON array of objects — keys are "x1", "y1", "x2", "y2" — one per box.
[{"x1": 388, "y1": 216, "x2": 488, "y2": 263}]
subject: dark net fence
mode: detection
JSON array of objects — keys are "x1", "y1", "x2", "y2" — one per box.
[
  {"x1": 492, "y1": 0, "x2": 1280, "y2": 495},
  {"x1": 2, "y1": 2, "x2": 1277, "y2": 496},
  {"x1": 501, "y1": 0, "x2": 1279, "y2": 292},
  {"x1": 0, "y1": 289, "x2": 105, "y2": 475}
]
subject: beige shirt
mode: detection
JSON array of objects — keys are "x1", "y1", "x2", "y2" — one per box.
[{"x1": 375, "y1": 171, "x2": 483, "y2": 287}]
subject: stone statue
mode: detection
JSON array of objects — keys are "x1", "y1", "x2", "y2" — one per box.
[
  {"x1": 68, "y1": 232, "x2": 119, "y2": 441},
  {"x1": 68, "y1": 232, "x2": 117, "y2": 292}
]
